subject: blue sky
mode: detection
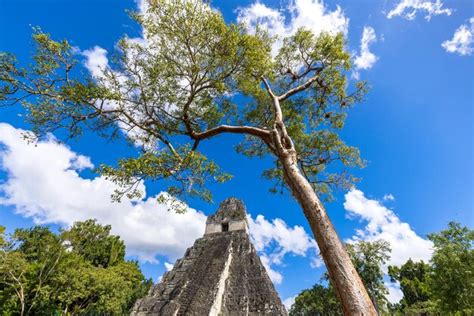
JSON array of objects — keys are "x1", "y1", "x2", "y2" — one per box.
[{"x1": 0, "y1": 0, "x2": 473, "y2": 307}]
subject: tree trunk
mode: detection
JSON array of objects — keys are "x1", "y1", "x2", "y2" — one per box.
[
  {"x1": 279, "y1": 152, "x2": 377, "y2": 316},
  {"x1": 20, "y1": 294, "x2": 25, "y2": 316}
]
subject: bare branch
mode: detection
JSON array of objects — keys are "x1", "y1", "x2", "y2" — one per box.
[
  {"x1": 192, "y1": 124, "x2": 271, "y2": 141},
  {"x1": 278, "y1": 74, "x2": 320, "y2": 101},
  {"x1": 261, "y1": 76, "x2": 275, "y2": 98}
]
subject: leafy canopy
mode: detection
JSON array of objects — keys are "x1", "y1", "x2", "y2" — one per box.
[
  {"x1": 388, "y1": 259, "x2": 434, "y2": 315},
  {"x1": 290, "y1": 284, "x2": 342, "y2": 316},
  {"x1": 0, "y1": 220, "x2": 151, "y2": 315},
  {"x1": 388, "y1": 222, "x2": 474, "y2": 315},
  {"x1": 61, "y1": 219, "x2": 126, "y2": 268},
  {"x1": 0, "y1": 0, "x2": 366, "y2": 203},
  {"x1": 427, "y1": 222, "x2": 474, "y2": 314}
]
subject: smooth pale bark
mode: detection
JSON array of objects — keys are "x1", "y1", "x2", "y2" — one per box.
[{"x1": 279, "y1": 150, "x2": 377, "y2": 315}]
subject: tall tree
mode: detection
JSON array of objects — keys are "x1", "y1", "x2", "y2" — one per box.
[
  {"x1": 0, "y1": 252, "x2": 30, "y2": 315},
  {"x1": 388, "y1": 259, "x2": 434, "y2": 314},
  {"x1": 61, "y1": 219, "x2": 126, "y2": 268},
  {"x1": 0, "y1": 227, "x2": 30, "y2": 316},
  {"x1": 11, "y1": 227, "x2": 65, "y2": 314},
  {"x1": 0, "y1": 0, "x2": 373, "y2": 313},
  {"x1": 428, "y1": 222, "x2": 474, "y2": 314}
]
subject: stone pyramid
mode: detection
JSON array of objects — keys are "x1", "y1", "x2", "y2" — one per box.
[{"x1": 131, "y1": 198, "x2": 288, "y2": 315}]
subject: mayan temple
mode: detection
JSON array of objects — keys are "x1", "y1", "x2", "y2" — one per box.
[{"x1": 131, "y1": 198, "x2": 288, "y2": 315}]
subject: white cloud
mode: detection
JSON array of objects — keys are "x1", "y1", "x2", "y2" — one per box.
[
  {"x1": 0, "y1": 123, "x2": 207, "y2": 263},
  {"x1": 282, "y1": 295, "x2": 296, "y2": 311},
  {"x1": 135, "y1": 0, "x2": 148, "y2": 15},
  {"x1": 249, "y1": 215, "x2": 317, "y2": 260},
  {"x1": 387, "y1": 0, "x2": 452, "y2": 21},
  {"x1": 164, "y1": 261, "x2": 174, "y2": 271},
  {"x1": 237, "y1": 2, "x2": 286, "y2": 39},
  {"x1": 442, "y1": 18, "x2": 474, "y2": 56},
  {"x1": 237, "y1": 0, "x2": 349, "y2": 54},
  {"x1": 70, "y1": 154, "x2": 94, "y2": 171},
  {"x1": 82, "y1": 46, "x2": 109, "y2": 79},
  {"x1": 353, "y1": 26, "x2": 378, "y2": 79},
  {"x1": 386, "y1": 281, "x2": 404, "y2": 303},
  {"x1": 354, "y1": 27, "x2": 378, "y2": 70},
  {"x1": 343, "y1": 188, "x2": 433, "y2": 303},
  {"x1": 383, "y1": 193, "x2": 395, "y2": 201},
  {"x1": 344, "y1": 188, "x2": 433, "y2": 267},
  {"x1": 248, "y1": 214, "x2": 319, "y2": 284}
]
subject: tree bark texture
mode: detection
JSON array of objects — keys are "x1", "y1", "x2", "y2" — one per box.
[{"x1": 279, "y1": 151, "x2": 377, "y2": 315}]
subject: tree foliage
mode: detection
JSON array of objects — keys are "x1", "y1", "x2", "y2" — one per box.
[
  {"x1": 290, "y1": 284, "x2": 342, "y2": 316},
  {"x1": 0, "y1": 220, "x2": 151, "y2": 315},
  {"x1": 427, "y1": 222, "x2": 474, "y2": 314},
  {"x1": 387, "y1": 222, "x2": 474, "y2": 315},
  {"x1": 388, "y1": 259, "x2": 433, "y2": 314},
  {"x1": 0, "y1": 0, "x2": 366, "y2": 203},
  {"x1": 0, "y1": 226, "x2": 6, "y2": 248},
  {"x1": 61, "y1": 219, "x2": 126, "y2": 268}
]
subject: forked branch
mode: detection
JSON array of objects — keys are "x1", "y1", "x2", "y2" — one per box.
[{"x1": 278, "y1": 68, "x2": 323, "y2": 101}]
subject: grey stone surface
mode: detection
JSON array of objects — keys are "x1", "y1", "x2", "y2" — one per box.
[
  {"x1": 205, "y1": 198, "x2": 249, "y2": 235},
  {"x1": 131, "y1": 198, "x2": 288, "y2": 316},
  {"x1": 206, "y1": 198, "x2": 248, "y2": 224}
]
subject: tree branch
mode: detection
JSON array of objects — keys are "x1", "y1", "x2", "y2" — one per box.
[
  {"x1": 192, "y1": 124, "x2": 271, "y2": 141},
  {"x1": 278, "y1": 74, "x2": 320, "y2": 101},
  {"x1": 261, "y1": 76, "x2": 275, "y2": 98}
]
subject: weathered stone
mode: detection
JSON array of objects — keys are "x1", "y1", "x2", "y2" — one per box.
[{"x1": 131, "y1": 198, "x2": 287, "y2": 316}]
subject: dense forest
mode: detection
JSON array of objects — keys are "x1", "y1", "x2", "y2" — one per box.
[{"x1": 0, "y1": 220, "x2": 151, "y2": 315}]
